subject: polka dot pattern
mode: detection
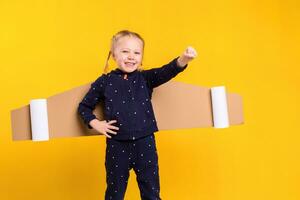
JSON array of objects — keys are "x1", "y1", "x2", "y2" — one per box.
[
  {"x1": 78, "y1": 57, "x2": 187, "y2": 199},
  {"x1": 78, "y1": 57, "x2": 187, "y2": 140},
  {"x1": 105, "y1": 134, "x2": 161, "y2": 200}
]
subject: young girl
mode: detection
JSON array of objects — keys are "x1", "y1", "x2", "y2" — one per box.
[{"x1": 78, "y1": 30, "x2": 197, "y2": 200}]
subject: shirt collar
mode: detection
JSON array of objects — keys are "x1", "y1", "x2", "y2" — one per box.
[{"x1": 112, "y1": 68, "x2": 138, "y2": 75}]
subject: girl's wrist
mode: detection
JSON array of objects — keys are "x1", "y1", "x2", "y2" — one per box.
[
  {"x1": 89, "y1": 118, "x2": 98, "y2": 127},
  {"x1": 176, "y1": 56, "x2": 188, "y2": 67}
]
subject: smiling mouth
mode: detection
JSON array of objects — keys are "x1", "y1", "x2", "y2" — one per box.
[{"x1": 125, "y1": 62, "x2": 136, "y2": 67}]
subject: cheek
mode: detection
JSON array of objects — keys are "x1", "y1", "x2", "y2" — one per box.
[
  {"x1": 137, "y1": 55, "x2": 143, "y2": 62},
  {"x1": 115, "y1": 56, "x2": 124, "y2": 64}
]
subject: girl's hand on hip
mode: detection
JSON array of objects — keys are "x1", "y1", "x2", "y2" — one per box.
[{"x1": 89, "y1": 119, "x2": 119, "y2": 138}]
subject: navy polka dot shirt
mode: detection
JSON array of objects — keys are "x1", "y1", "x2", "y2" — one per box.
[{"x1": 78, "y1": 57, "x2": 187, "y2": 140}]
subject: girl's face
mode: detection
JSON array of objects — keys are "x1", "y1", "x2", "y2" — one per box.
[{"x1": 112, "y1": 36, "x2": 143, "y2": 73}]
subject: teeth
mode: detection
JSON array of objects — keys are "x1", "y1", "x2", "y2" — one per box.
[{"x1": 125, "y1": 62, "x2": 135, "y2": 66}]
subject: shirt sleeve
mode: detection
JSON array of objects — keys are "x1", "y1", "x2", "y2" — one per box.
[
  {"x1": 77, "y1": 75, "x2": 106, "y2": 129},
  {"x1": 141, "y1": 57, "x2": 188, "y2": 89}
]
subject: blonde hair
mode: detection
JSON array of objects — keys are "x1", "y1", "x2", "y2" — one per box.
[{"x1": 104, "y1": 30, "x2": 145, "y2": 74}]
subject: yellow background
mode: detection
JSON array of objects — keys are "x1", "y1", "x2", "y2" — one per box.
[{"x1": 1, "y1": 0, "x2": 299, "y2": 199}]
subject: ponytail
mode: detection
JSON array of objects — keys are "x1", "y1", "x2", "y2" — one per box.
[{"x1": 103, "y1": 51, "x2": 111, "y2": 74}]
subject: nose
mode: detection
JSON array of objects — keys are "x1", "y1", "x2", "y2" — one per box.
[{"x1": 128, "y1": 52, "x2": 134, "y2": 60}]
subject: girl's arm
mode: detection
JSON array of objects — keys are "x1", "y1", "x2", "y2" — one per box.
[
  {"x1": 141, "y1": 46, "x2": 197, "y2": 89},
  {"x1": 78, "y1": 75, "x2": 120, "y2": 138},
  {"x1": 77, "y1": 75, "x2": 106, "y2": 128}
]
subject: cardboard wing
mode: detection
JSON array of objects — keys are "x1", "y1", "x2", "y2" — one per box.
[{"x1": 11, "y1": 81, "x2": 244, "y2": 141}]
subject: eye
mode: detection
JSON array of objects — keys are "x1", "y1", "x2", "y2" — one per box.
[
  {"x1": 135, "y1": 52, "x2": 141, "y2": 55},
  {"x1": 122, "y1": 50, "x2": 129, "y2": 53}
]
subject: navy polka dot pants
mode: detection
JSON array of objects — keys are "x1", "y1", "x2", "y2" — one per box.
[{"x1": 104, "y1": 134, "x2": 161, "y2": 200}]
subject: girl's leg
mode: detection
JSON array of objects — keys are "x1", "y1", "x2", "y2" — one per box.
[
  {"x1": 105, "y1": 138, "x2": 130, "y2": 200},
  {"x1": 133, "y1": 134, "x2": 161, "y2": 200}
]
